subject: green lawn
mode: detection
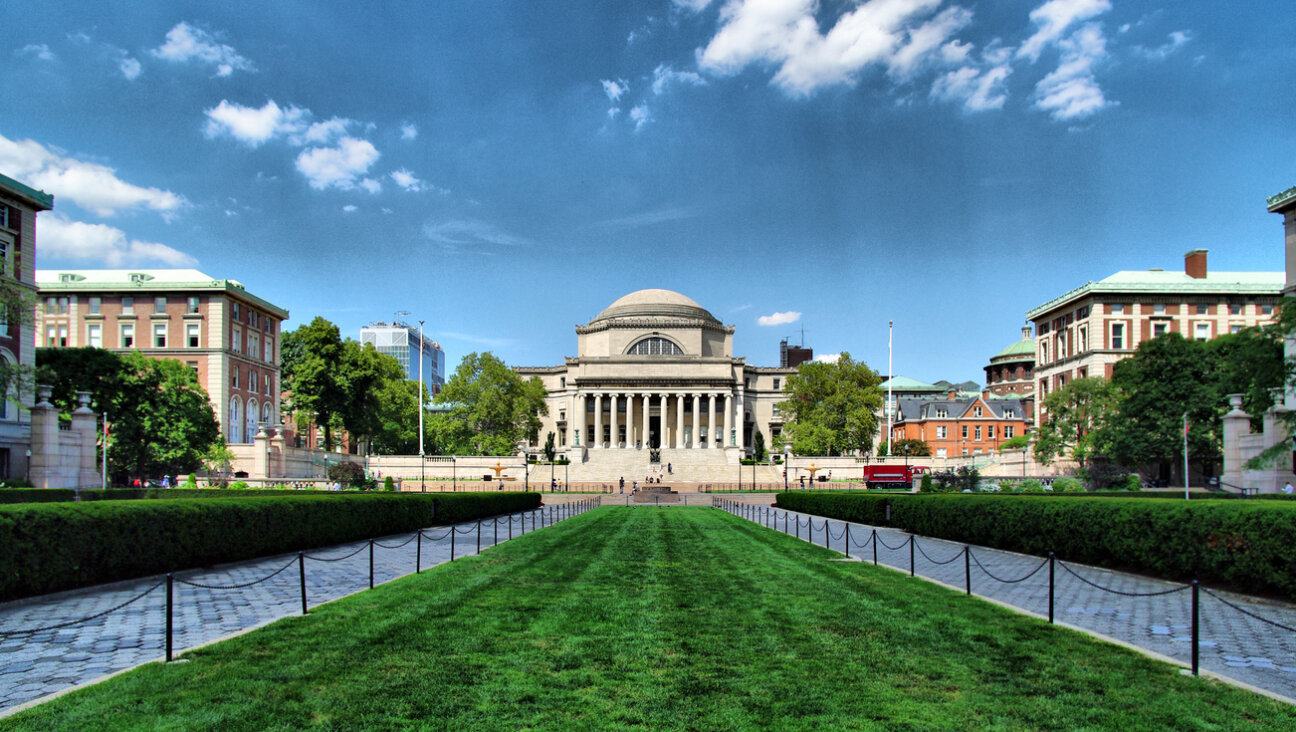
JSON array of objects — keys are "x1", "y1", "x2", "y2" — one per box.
[{"x1": 4, "y1": 507, "x2": 1292, "y2": 731}]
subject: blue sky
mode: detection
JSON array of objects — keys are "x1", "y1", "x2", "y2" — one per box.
[{"x1": 3, "y1": 1, "x2": 1293, "y2": 383}]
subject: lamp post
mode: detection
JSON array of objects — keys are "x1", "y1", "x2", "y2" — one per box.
[
  {"x1": 418, "y1": 320, "x2": 425, "y2": 493},
  {"x1": 887, "y1": 320, "x2": 894, "y2": 458}
]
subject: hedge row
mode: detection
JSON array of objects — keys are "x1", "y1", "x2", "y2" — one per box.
[
  {"x1": 774, "y1": 492, "x2": 1296, "y2": 598},
  {"x1": 0, "y1": 488, "x2": 343, "y2": 504},
  {"x1": 0, "y1": 492, "x2": 541, "y2": 601}
]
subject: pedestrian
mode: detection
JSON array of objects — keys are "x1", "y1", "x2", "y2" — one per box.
[
  {"x1": 633, "y1": 480, "x2": 638, "y2": 492},
  {"x1": 552, "y1": 478, "x2": 557, "y2": 491},
  {"x1": 667, "y1": 462, "x2": 673, "y2": 474},
  {"x1": 1285, "y1": 481, "x2": 1294, "y2": 495},
  {"x1": 619, "y1": 476, "x2": 625, "y2": 494}
]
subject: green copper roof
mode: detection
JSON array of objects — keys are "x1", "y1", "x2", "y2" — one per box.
[
  {"x1": 1269, "y1": 185, "x2": 1296, "y2": 212},
  {"x1": 1025, "y1": 269, "x2": 1282, "y2": 319},
  {"x1": 0, "y1": 173, "x2": 54, "y2": 210},
  {"x1": 879, "y1": 375, "x2": 943, "y2": 392},
  {"x1": 993, "y1": 338, "x2": 1035, "y2": 359},
  {"x1": 35, "y1": 268, "x2": 290, "y2": 319}
]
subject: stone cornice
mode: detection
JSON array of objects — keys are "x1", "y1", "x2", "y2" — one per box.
[{"x1": 575, "y1": 317, "x2": 734, "y2": 335}]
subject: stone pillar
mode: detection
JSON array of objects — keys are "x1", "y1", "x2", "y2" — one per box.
[
  {"x1": 574, "y1": 392, "x2": 584, "y2": 447},
  {"x1": 658, "y1": 394, "x2": 667, "y2": 448},
  {"x1": 253, "y1": 422, "x2": 270, "y2": 479},
  {"x1": 270, "y1": 424, "x2": 287, "y2": 480},
  {"x1": 71, "y1": 391, "x2": 99, "y2": 489},
  {"x1": 736, "y1": 388, "x2": 746, "y2": 451},
  {"x1": 641, "y1": 393, "x2": 650, "y2": 449},
  {"x1": 29, "y1": 385, "x2": 60, "y2": 489},
  {"x1": 723, "y1": 393, "x2": 733, "y2": 449},
  {"x1": 610, "y1": 394, "x2": 620, "y2": 448},
  {"x1": 708, "y1": 394, "x2": 717, "y2": 449},
  {"x1": 594, "y1": 393, "x2": 604, "y2": 448},
  {"x1": 679, "y1": 391, "x2": 689, "y2": 448},
  {"x1": 1221, "y1": 394, "x2": 1250, "y2": 492},
  {"x1": 692, "y1": 394, "x2": 701, "y2": 448}
]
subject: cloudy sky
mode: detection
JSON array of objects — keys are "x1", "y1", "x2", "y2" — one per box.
[{"x1": 2, "y1": 1, "x2": 1292, "y2": 383}]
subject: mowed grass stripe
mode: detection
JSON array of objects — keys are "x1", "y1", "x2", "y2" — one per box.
[{"x1": 3, "y1": 507, "x2": 1292, "y2": 731}]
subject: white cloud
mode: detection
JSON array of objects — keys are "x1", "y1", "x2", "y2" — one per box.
[
  {"x1": 342, "y1": 204, "x2": 358, "y2": 213},
  {"x1": 294, "y1": 137, "x2": 381, "y2": 191},
  {"x1": 601, "y1": 78, "x2": 628, "y2": 101},
  {"x1": 696, "y1": 0, "x2": 946, "y2": 96},
  {"x1": 757, "y1": 310, "x2": 802, "y2": 326},
  {"x1": 652, "y1": 64, "x2": 707, "y2": 94},
  {"x1": 390, "y1": 169, "x2": 424, "y2": 191},
  {"x1": 303, "y1": 117, "x2": 353, "y2": 144},
  {"x1": 360, "y1": 177, "x2": 382, "y2": 194},
  {"x1": 815, "y1": 353, "x2": 842, "y2": 363},
  {"x1": 674, "y1": 0, "x2": 715, "y2": 10},
  {"x1": 381, "y1": 207, "x2": 393, "y2": 215},
  {"x1": 151, "y1": 22, "x2": 253, "y2": 76},
  {"x1": 1137, "y1": 30, "x2": 1192, "y2": 61},
  {"x1": 629, "y1": 104, "x2": 651, "y2": 131},
  {"x1": 119, "y1": 56, "x2": 142, "y2": 80},
  {"x1": 931, "y1": 62, "x2": 1011, "y2": 111},
  {"x1": 1032, "y1": 23, "x2": 1111, "y2": 120},
  {"x1": 203, "y1": 99, "x2": 308, "y2": 147},
  {"x1": 400, "y1": 123, "x2": 419, "y2": 141},
  {"x1": 39, "y1": 214, "x2": 197, "y2": 266},
  {"x1": 0, "y1": 133, "x2": 184, "y2": 217},
  {"x1": 17, "y1": 44, "x2": 56, "y2": 62},
  {"x1": 423, "y1": 219, "x2": 529, "y2": 254},
  {"x1": 888, "y1": 6, "x2": 973, "y2": 80},
  {"x1": 1017, "y1": 0, "x2": 1110, "y2": 63}
]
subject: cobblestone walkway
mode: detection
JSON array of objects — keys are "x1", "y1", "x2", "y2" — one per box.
[
  {"x1": 0, "y1": 503, "x2": 589, "y2": 714},
  {"x1": 719, "y1": 500, "x2": 1296, "y2": 702}
]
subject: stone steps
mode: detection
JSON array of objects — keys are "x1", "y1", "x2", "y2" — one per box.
[{"x1": 565, "y1": 448, "x2": 784, "y2": 483}]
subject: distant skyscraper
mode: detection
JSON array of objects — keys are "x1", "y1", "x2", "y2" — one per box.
[
  {"x1": 779, "y1": 338, "x2": 812, "y2": 368},
  {"x1": 360, "y1": 322, "x2": 446, "y2": 395}
]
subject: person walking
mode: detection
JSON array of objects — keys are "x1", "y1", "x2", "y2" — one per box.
[{"x1": 619, "y1": 476, "x2": 625, "y2": 494}]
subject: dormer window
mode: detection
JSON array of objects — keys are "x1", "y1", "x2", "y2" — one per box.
[
  {"x1": 129, "y1": 273, "x2": 154, "y2": 284},
  {"x1": 59, "y1": 273, "x2": 85, "y2": 283},
  {"x1": 935, "y1": 408, "x2": 948, "y2": 418},
  {"x1": 974, "y1": 406, "x2": 983, "y2": 417}
]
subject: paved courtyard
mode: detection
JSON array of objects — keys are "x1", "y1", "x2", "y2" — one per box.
[
  {"x1": 0, "y1": 504, "x2": 583, "y2": 714},
  {"x1": 718, "y1": 499, "x2": 1296, "y2": 702}
]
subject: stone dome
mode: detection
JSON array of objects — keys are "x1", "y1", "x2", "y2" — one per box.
[{"x1": 590, "y1": 289, "x2": 719, "y2": 324}]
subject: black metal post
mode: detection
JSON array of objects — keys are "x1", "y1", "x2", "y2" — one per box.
[
  {"x1": 1048, "y1": 553, "x2": 1055, "y2": 624},
  {"x1": 1192, "y1": 580, "x2": 1200, "y2": 675},
  {"x1": 165, "y1": 573, "x2": 174, "y2": 662},
  {"x1": 795, "y1": 515, "x2": 800, "y2": 540},
  {"x1": 872, "y1": 529, "x2": 878, "y2": 565},
  {"x1": 909, "y1": 536, "x2": 915, "y2": 576},
  {"x1": 369, "y1": 540, "x2": 374, "y2": 589},
  {"x1": 509, "y1": 514, "x2": 514, "y2": 540},
  {"x1": 451, "y1": 526, "x2": 456, "y2": 561},
  {"x1": 298, "y1": 552, "x2": 307, "y2": 615},
  {"x1": 964, "y1": 547, "x2": 971, "y2": 595},
  {"x1": 844, "y1": 524, "x2": 850, "y2": 558},
  {"x1": 823, "y1": 520, "x2": 829, "y2": 548},
  {"x1": 416, "y1": 530, "x2": 422, "y2": 573},
  {"x1": 477, "y1": 520, "x2": 482, "y2": 554}
]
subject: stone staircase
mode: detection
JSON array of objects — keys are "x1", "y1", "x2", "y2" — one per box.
[{"x1": 564, "y1": 447, "x2": 784, "y2": 484}]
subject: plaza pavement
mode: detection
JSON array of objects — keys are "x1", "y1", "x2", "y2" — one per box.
[
  {"x1": 716, "y1": 498, "x2": 1296, "y2": 703},
  {"x1": 0, "y1": 503, "x2": 585, "y2": 715}
]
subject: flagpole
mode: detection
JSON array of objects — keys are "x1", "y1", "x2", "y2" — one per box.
[
  {"x1": 102, "y1": 412, "x2": 108, "y2": 490},
  {"x1": 1183, "y1": 412, "x2": 1189, "y2": 500},
  {"x1": 887, "y1": 320, "x2": 893, "y2": 458}
]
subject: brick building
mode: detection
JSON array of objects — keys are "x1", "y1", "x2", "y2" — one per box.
[
  {"x1": 890, "y1": 390, "x2": 1029, "y2": 459},
  {"x1": 983, "y1": 326, "x2": 1036, "y2": 422},
  {"x1": 1026, "y1": 250, "x2": 1282, "y2": 419},
  {"x1": 0, "y1": 174, "x2": 53, "y2": 479},
  {"x1": 34, "y1": 270, "x2": 289, "y2": 446}
]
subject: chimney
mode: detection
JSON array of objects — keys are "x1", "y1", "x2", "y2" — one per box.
[{"x1": 1184, "y1": 249, "x2": 1208, "y2": 279}]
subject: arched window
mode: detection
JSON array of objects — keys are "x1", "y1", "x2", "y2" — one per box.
[
  {"x1": 0, "y1": 349, "x2": 14, "y2": 420},
  {"x1": 229, "y1": 397, "x2": 243, "y2": 444},
  {"x1": 261, "y1": 402, "x2": 273, "y2": 425},
  {"x1": 627, "y1": 337, "x2": 683, "y2": 356},
  {"x1": 246, "y1": 398, "x2": 259, "y2": 440}
]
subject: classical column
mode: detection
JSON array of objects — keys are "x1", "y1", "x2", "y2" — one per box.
[
  {"x1": 574, "y1": 392, "x2": 584, "y2": 447},
  {"x1": 641, "y1": 393, "x2": 650, "y2": 449},
  {"x1": 736, "y1": 388, "x2": 746, "y2": 451},
  {"x1": 673, "y1": 393, "x2": 683, "y2": 449},
  {"x1": 594, "y1": 393, "x2": 604, "y2": 448},
  {"x1": 708, "y1": 394, "x2": 717, "y2": 449},
  {"x1": 692, "y1": 393, "x2": 701, "y2": 448},
  {"x1": 610, "y1": 394, "x2": 620, "y2": 448},
  {"x1": 658, "y1": 393, "x2": 668, "y2": 448},
  {"x1": 723, "y1": 393, "x2": 733, "y2": 449}
]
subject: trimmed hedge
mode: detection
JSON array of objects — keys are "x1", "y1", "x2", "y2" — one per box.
[
  {"x1": 0, "y1": 488, "x2": 342, "y2": 504},
  {"x1": 0, "y1": 492, "x2": 540, "y2": 601},
  {"x1": 775, "y1": 492, "x2": 1296, "y2": 598}
]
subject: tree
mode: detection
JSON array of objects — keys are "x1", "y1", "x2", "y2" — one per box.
[
  {"x1": 337, "y1": 340, "x2": 411, "y2": 452},
  {"x1": 891, "y1": 438, "x2": 931, "y2": 457},
  {"x1": 543, "y1": 432, "x2": 556, "y2": 462},
  {"x1": 777, "y1": 352, "x2": 883, "y2": 456},
  {"x1": 281, "y1": 317, "x2": 347, "y2": 451},
  {"x1": 37, "y1": 348, "x2": 221, "y2": 482},
  {"x1": 1205, "y1": 325, "x2": 1284, "y2": 431},
  {"x1": 365, "y1": 377, "x2": 432, "y2": 455},
  {"x1": 1032, "y1": 377, "x2": 1120, "y2": 467},
  {"x1": 752, "y1": 430, "x2": 767, "y2": 462},
  {"x1": 432, "y1": 352, "x2": 548, "y2": 455},
  {"x1": 0, "y1": 278, "x2": 39, "y2": 413}
]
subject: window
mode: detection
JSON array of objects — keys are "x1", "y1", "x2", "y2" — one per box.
[
  {"x1": 1077, "y1": 306, "x2": 1089, "y2": 319},
  {"x1": 232, "y1": 368, "x2": 240, "y2": 389},
  {"x1": 187, "y1": 323, "x2": 200, "y2": 348},
  {"x1": 772, "y1": 404, "x2": 780, "y2": 416},
  {"x1": 154, "y1": 296, "x2": 167, "y2": 313},
  {"x1": 974, "y1": 426, "x2": 982, "y2": 441},
  {"x1": 264, "y1": 373, "x2": 271, "y2": 396},
  {"x1": 122, "y1": 296, "x2": 134, "y2": 315},
  {"x1": 1040, "y1": 341, "x2": 1049, "y2": 364},
  {"x1": 961, "y1": 425, "x2": 968, "y2": 439},
  {"x1": 1263, "y1": 304, "x2": 1275, "y2": 316},
  {"x1": 987, "y1": 425, "x2": 995, "y2": 440},
  {"x1": 1195, "y1": 322, "x2": 1210, "y2": 341},
  {"x1": 187, "y1": 296, "x2": 200, "y2": 314},
  {"x1": 232, "y1": 303, "x2": 240, "y2": 320},
  {"x1": 936, "y1": 448, "x2": 947, "y2": 458},
  {"x1": 1152, "y1": 322, "x2": 1168, "y2": 338},
  {"x1": 1112, "y1": 304, "x2": 1124, "y2": 314},
  {"x1": 1229, "y1": 303, "x2": 1243, "y2": 315},
  {"x1": 57, "y1": 297, "x2": 69, "y2": 314},
  {"x1": 248, "y1": 333, "x2": 260, "y2": 361},
  {"x1": 0, "y1": 204, "x2": 8, "y2": 229},
  {"x1": 1196, "y1": 303, "x2": 1208, "y2": 315},
  {"x1": 1154, "y1": 303, "x2": 1166, "y2": 314},
  {"x1": 87, "y1": 324, "x2": 102, "y2": 348},
  {"x1": 0, "y1": 240, "x2": 8, "y2": 277},
  {"x1": 44, "y1": 297, "x2": 56, "y2": 314},
  {"x1": 973, "y1": 406, "x2": 983, "y2": 417},
  {"x1": 186, "y1": 361, "x2": 198, "y2": 373},
  {"x1": 45, "y1": 326, "x2": 56, "y2": 346},
  {"x1": 935, "y1": 407, "x2": 948, "y2": 418},
  {"x1": 264, "y1": 336, "x2": 272, "y2": 362},
  {"x1": 229, "y1": 397, "x2": 242, "y2": 444},
  {"x1": 1230, "y1": 324, "x2": 1243, "y2": 334},
  {"x1": 1078, "y1": 327, "x2": 1088, "y2": 352},
  {"x1": 250, "y1": 371, "x2": 258, "y2": 395},
  {"x1": 231, "y1": 325, "x2": 242, "y2": 353},
  {"x1": 56, "y1": 325, "x2": 68, "y2": 347},
  {"x1": 937, "y1": 426, "x2": 947, "y2": 439},
  {"x1": 560, "y1": 377, "x2": 566, "y2": 389},
  {"x1": 121, "y1": 324, "x2": 135, "y2": 348},
  {"x1": 1056, "y1": 331, "x2": 1067, "y2": 358},
  {"x1": 1111, "y1": 323, "x2": 1125, "y2": 350},
  {"x1": 627, "y1": 337, "x2": 683, "y2": 355},
  {"x1": 1003, "y1": 408, "x2": 1015, "y2": 419},
  {"x1": 153, "y1": 323, "x2": 167, "y2": 348},
  {"x1": 773, "y1": 378, "x2": 781, "y2": 391},
  {"x1": 88, "y1": 297, "x2": 101, "y2": 314},
  {"x1": 1004, "y1": 426, "x2": 1014, "y2": 439}
]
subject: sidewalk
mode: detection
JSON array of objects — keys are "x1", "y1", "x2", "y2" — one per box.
[
  {"x1": 0, "y1": 504, "x2": 580, "y2": 714},
  {"x1": 720, "y1": 501, "x2": 1296, "y2": 703}
]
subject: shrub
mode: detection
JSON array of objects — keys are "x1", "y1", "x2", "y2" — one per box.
[
  {"x1": 1053, "y1": 477, "x2": 1085, "y2": 493},
  {"x1": 1019, "y1": 480, "x2": 1045, "y2": 494},
  {"x1": 327, "y1": 461, "x2": 367, "y2": 487},
  {"x1": 0, "y1": 491, "x2": 541, "y2": 600},
  {"x1": 184, "y1": 474, "x2": 198, "y2": 489},
  {"x1": 1123, "y1": 474, "x2": 1143, "y2": 491},
  {"x1": 384, "y1": 476, "x2": 396, "y2": 492},
  {"x1": 228, "y1": 481, "x2": 250, "y2": 490},
  {"x1": 919, "y1": 474, "x2": 933, "y2": 492}
]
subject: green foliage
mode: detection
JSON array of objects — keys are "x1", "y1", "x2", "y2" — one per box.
[
  {"x1": 1018, "y1": 480, "x2": 1045, "y2": 494},
  {"x1": 776, "y1": 492, "x2": 1296, "y2": 596},
  {"x1": 955, "y1": 465, "x2": 980, "y2": 493},
  {"x1": 778, "y1": 353, "x2": 883, "y2": 456},
  {"x1": 890, "y1": 438, "x2": 931, "y2": 457},
  {"x1": 998, "y1": 435, "x2": 1030, "y2": 451},
  {"x1": 543, "y1": 432, "x2": 556, "y2": 463},
  {"x1": 1052, "y1": 477, "x2": 1085, "y2": 493},
  {"x1": 919, "y1": 473, "x2": 933, "y2": 492},
  {"x1": 1123, "y1": 474, "x2": 1143, "y2": 491},
  {"x1": 384, "y1": 475, "x2": 396, "y2": 492},
  {"x1": 228, "y1": 481, "x2": 250, "y2": 490},
  {"x1": 0, "y1": 492, "x2": 540, "y2": 600},
  {"x1": 432, "y1": 352, "x2": 548, "y2": 455},
  {"x1": 38, "y1": 348, "x2": 221, "y2": 483},
  {"x1": 1032, "y1": 377, "x2": 1118, "y2": 466},
  {"x1": 0, "y1": 279, "x2": 37, "y2": 412},
  {"x1": 327, "y1": 461, "x2": 367, "y2": 487},
  {"x1": 1206, "y1": 324, "x2": 1285, "y2": 431},
  {"x1": 280, "y1": 317, "x2": 347, "y2": 451},
  {"x1": 752, "y1": 430, "x2": 767, "y2": 462},
  {"x1": 184, "y1": 474, "x2": 197, "y2": 489}
]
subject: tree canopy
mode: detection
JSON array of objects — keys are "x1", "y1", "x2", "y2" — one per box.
[
  {"x1": 1032, "y1": 377, "x2": 1119, "y2": 467},
  {"x1": 36, "y1": 348, "x2": 221, "y2": 482},
  {"x1": 430, "y1": 352, "x2": 548, "y2": 456},
  {"x1": 777, "y1": 353, "x2": 883, "y2": 456}
]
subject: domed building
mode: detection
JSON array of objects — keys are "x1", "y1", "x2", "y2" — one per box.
[
  {"x1": 517, "y1": 289, "x2": 795, "y2": 468},
  {"x1": 984, "y1": 326, "x2": 1036, "y2": 422}
]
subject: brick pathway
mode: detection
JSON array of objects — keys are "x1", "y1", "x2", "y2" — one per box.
[
  {"x1": 0, "y1": 503, "x2": 590, "y2": 714},
  {"x1": 719, "y1": 500, "x2": 1296, "y2": 702}
]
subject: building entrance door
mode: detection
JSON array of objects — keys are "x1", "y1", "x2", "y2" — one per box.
[{"x1": 649, "y1": 416, "x2": 661, "y2": 448}]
